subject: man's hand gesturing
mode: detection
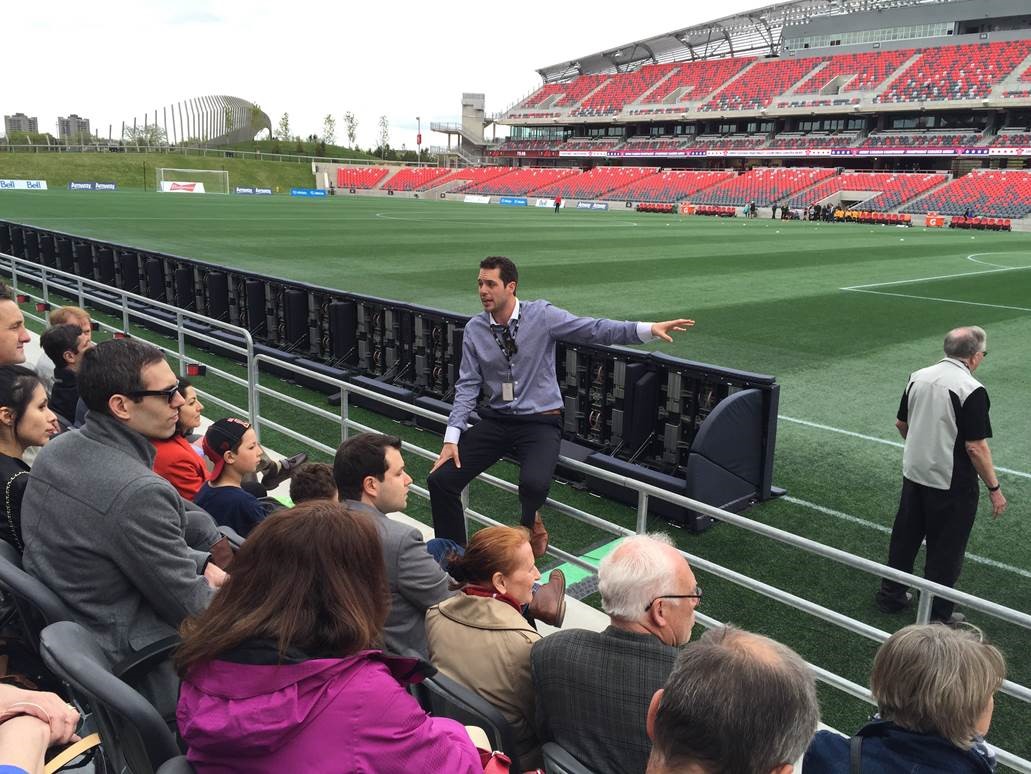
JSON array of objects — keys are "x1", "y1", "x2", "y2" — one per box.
[{"x1": 651, "y1": 319, "x2": 695, "y2": 343}]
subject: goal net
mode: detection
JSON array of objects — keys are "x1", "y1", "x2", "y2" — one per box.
[{"x1": 156, "y1": 168, "x2": 229, "y2": 195}]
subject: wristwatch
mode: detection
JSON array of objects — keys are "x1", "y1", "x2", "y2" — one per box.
[{"x1": 987, "y1": 482, "x2": 1001, "y2": 492}]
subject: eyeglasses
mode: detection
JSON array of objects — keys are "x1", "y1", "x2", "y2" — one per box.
[
  {"x1": 125, "y1": 383, "x2": 181, "y2": 404},
  {"x1": 981, "y1": 351, "x2": 988, "y2": 358},
  {"x1": 645, "y1": 587, "x2": 703, "y2": 611}
]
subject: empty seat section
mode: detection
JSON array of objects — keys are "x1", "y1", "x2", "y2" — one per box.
[
  {"x1": 336, "y1": 167, "x2": 389, "y2": 189},
  {"x1": 517, "y1": 84, "x2": 566, "y2": 108},
  {"x1": 787, "y1": 172, "x2": 947, "y2": 211},
  {"x1": 793, "y1": 50, "x2": 912, "y2": 94},
  {"x1": 437, "y1": 168, "x2": 516, "y2": 191},
  {"x1": 383, "y1": 168, "x2": 454, "y2": 191},
  {"x1": 532, "y1": 167, "x2": 657, "y2": 199},
  {"x1": 560, "y1": 138, "x2": 622, "y2": 151},
  {"x1": 620, "y1": 138, "x2": 693, "y2": 151},
  {"x1": 574, "y1": 64, "x2": 678, "y2": 116},
  {"x1": 860, "y1": 132, "x2": 981, "y2": 148},
  {"x1": 460, "y1": 168, "x2": 579, "y2": 196},
  {"x1": 903, "y1": 170, "x2": 1031, "y2": 218},
  {"x1": 991, "y1": 130, "x2": 1031, "y2": 147},
  {"x1": 691, "y1": 134, "x2": 766, "y2": 150},
  {"x1": 691, "y1": 167, "x2": 836, "y2": 206},
  {"x1": 497, "y1": 140, "x2": 563, "y2": 152},
  {"x1": 703, "y1": 57, "x2": 826, "y2": 111},
  {"x1": 613, "y1": 170, "x2": 738, "y2": 203},
  {"x1": 555, "y1": 75, "x2": 611, "y2": 107},
  {"x1": 766, "y1": 133, "x2": 858, "y2": 149},
  {"x1": 640, "y1": 58, "x2": 753, "y2": 105},
  {"x1": 876, "y1": 40, "x2": 1031, "y2": 103}
]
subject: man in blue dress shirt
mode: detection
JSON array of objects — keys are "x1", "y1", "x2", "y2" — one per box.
[{"x1": 427, "y1": 256, "x2": 693, "y2": 552}]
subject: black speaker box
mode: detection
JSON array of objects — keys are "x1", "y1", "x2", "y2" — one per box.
[
  {"x1": 118, "y1": 251, "x2": 140, "y2": 294},
  {"x1": 174, "y1": 268, "x2": 195, "y2": 310},
  {"x1": 206, "y1": 272, "x2": 229, "y2": 321},
  {"x1": 328, "y1": 300, "x2": 358, "y2": 364},
  {"x1": 145, "y1": 259, "x2": 165, "y2": 301},
  {"x1": 96, "y1": 248, "x2": 116, "y2": 286},
  {"x1": 244, "y1": 281, "x2": 266, "y2": 336},
  {"x1": 284, "y1": 289, "x2": 309, "y2": 350}
]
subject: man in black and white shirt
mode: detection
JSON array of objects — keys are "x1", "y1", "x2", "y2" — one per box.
[{"x1": 876, "y1": 326, "x2": 1007, "y2": 624}]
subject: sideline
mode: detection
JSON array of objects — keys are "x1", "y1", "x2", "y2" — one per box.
[
  {"x1": 782, "y1": 496, "x2": 1031, "y2": 579},
  {"x1": 779, "y1": 415, "x2": 1031, "y2": 481}
]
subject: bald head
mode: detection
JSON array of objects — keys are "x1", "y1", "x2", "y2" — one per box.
[
  {"x1": 647, "y1": 626, "x2": 819, "y2": 774},
  {"x1": 944, "y1": 326, "x2": 986, "y2": 361}
]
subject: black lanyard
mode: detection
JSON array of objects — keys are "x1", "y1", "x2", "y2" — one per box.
[{"x1": 490, "y1": 316, "x2": 520, "y2": 363}]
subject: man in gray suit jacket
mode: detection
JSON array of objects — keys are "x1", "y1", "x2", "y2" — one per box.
[
  {"x1": 531, "y1": 534, "x2": 700, "y2": 774},
  {"x1": 22, "y1": 339, "x2": 226, "y2": 715},
  {"x1": 334, "y1": 433, "x2": 454, "y2": 658}
]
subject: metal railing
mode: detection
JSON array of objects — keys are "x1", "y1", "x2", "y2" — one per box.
[
  {"x1": 0, "y1": 255, "x2": 257, "y2": 426},
  {"x1": 5, "y1": 252, "x2": 1030, "y2": 771},
  {"x1": 247, "y1": 359, "x2": 1030, "y2": 771}
]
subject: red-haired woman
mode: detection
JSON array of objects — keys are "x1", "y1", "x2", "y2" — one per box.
[
  {"x1": 426, "y1": 525, "x2": 546, "y2": 769},
  {"x1": 175, "y1": 502, "x2": 482, "y2": 773}
]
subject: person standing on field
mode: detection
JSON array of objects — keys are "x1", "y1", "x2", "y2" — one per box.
[{"x1": 427, "y1": 256, "x2": 693, "y2": 554}]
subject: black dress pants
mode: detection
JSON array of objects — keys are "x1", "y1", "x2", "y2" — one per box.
[
  {"x1": 427, "y1": 412, "x2": 562, "y2": 545},
  {"x1": 877, "y1": 478, "x2": 978, "y2": 620}
]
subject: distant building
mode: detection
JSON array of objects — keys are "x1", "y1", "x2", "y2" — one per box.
[
  {"x1": 4, "y1": 113, "x2": 39, "y2": 135},
  {"x1": 58, "y1": 114, "x2": 91, "y2": 141}
]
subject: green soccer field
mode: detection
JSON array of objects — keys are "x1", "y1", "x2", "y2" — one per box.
[{"x1": 3, "y1": 190, "x2": 1031, "y2": 759}]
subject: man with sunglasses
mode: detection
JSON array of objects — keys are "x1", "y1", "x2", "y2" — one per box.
[
  {"x1": 22, "y1": 339, "x2": 227, "y2": 718},
  {"x1": 876, "y1": 325, "x2": 1007, "y2": 626},
  {"x1": 428, "y1": 256, "x2": 694, "y2": 552},
  {"x1": 530, "y1": 534, "x2": 699, "y2": 774}
]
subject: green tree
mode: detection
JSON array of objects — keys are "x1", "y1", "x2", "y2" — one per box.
[
  {"x1": 224, "y1": 107, "x2": 235, "y2": 134},
  {"x1": 343, "y1": 111, "x2": 358, "y2": 148},
  {"x1": 123, "y1": 124, "x2": 167, "y2": 146},
  {"x1": 322, "y1": 114, "x2": 336, "y2": 145},
  {"x1": 276, "y1": 112, "x2": 291, "y2": 141},
  {"x1": 377, "y1": 115, "x2": 389, "y2": 159}
]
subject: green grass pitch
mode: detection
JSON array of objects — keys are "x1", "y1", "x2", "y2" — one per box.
[{"x1": 3, "y1": 190, "x2": 1030, "y2": 761}]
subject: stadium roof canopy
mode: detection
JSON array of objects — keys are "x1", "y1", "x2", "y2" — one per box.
[{"x1": 536, "y1": 0, "x2": 962, "y2": 82}]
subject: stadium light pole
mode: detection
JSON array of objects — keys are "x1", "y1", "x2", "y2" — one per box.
[{"x1": 416, "y1": 116, "x2": 421, "y2": 166}]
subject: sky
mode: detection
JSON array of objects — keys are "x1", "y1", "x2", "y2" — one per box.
[{"x1": 5, "y1": 0, "x2": 763, "y2": 150}]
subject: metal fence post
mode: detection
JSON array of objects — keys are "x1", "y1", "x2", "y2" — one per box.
[
  {"x1": 916, "y1": 589, "x2": 934, "y2": 624},
  {"x1": 121, "y1": 294, "x2": 130, "y2": 335},
  {"x1": 41, "y1": 267, "x2": 49, "y2": 307},
  {"x1": 176, "y1": 310, "x2": 186, "y2": 375},
  {"x1": 636, "y1": 490, "x2": 650, "y2": 534},
  {"x1": 340, "y1": 388, "x2": 350, "y2": 443},
  {"x1": 248, "y1": 348, "x2": 260, "y2": 436},
  {"x1": 461, "y1": 487, "x2": 471, "y2": 537}
]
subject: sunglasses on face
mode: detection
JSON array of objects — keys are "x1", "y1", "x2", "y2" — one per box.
[{"x1": 125, "y1": 383, "x2": 181, "y2": 404}]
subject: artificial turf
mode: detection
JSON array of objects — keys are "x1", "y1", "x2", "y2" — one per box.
[{"x1": 3, "y1": 190, "x2": 1030, "y2": 763}]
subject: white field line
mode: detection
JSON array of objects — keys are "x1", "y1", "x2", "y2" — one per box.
[
  {"x1": 778, "y1": 415, "x2": 1031, "y2": 481},
  {"x1": 843, "y1": 287, "x2": 1031, "y2": 313},
  {"x1": 840, "y1": 264, "x2": 1029, "y2": 291},
  {"x1": 782, "y1": 495, "x2": 1031, "y2": 579}
]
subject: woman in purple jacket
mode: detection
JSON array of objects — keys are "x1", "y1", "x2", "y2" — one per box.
[{"x1": 175, "y1": 500, "x2": 483, "y2": 774}]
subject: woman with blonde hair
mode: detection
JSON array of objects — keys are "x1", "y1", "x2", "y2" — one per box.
[
  {"x1": 176, "y1": 501, "x2": 482, "y2": 773},
  {"x1": 804, "y1": 623, "x2": 1006, "y2": 772},
  {"x1": 426, "y1": 525, "x2": 547, "y2": 769}
]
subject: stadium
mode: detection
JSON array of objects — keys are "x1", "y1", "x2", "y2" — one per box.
[{"x1": 1, "y1": 0, "x2": 1030, "y2": 771}]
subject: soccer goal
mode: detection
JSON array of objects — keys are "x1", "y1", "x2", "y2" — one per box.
[{"x1": 156, "y1": 168, "x2": 229, "y2": 195}]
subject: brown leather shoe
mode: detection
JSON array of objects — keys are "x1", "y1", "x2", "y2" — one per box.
[
  {"x1": 260, "y1": 452, "x2": 309, "y2": 490},
  {"x1": 528, "y1": 569, "x2": 566, "y2": 628},
  {"x1": 530, "y1": 512, "x2": 549, "y2": 558}
]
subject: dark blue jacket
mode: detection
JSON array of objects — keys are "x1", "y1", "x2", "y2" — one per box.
[{"x1": 804, "y1": 721, "x2": 995, "y2": 773}]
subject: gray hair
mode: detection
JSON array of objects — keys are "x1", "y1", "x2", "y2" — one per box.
[
  {"x1": 598, "y1": 533, "x2": 681, "y2": 620},
  {"x1": 944, "y1": 326, "x2": 986, "y2": 360},
  {"x1": 651, "y1": 625, "x2": 820, "y2": 773}
]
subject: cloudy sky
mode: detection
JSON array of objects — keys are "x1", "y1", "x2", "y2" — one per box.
[{"x1": 5, "y1": 0, "x2": 762, "y2": 150}]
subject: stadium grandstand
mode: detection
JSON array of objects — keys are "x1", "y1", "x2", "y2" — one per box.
[{"x1": 319, "y1": 0, "x2": 1031, "y2": 224}]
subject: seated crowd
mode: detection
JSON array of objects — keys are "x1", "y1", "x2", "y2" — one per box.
[{"x1": 0, "y1": 282, "x2": 1013, "y2": 773}]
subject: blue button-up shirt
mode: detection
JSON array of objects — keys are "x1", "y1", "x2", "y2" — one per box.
[{"x1": 444, "y1": 298, "x2": 654, "y2": 442}]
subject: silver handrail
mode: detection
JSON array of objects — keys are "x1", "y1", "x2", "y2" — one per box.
[{"x1": 0, "y1": 254, "x2": 258, "y2": 427}]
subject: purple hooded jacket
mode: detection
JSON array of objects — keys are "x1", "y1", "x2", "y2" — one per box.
[{"x1": 178, "y1": 649, "x2": 483, "y2": 773}]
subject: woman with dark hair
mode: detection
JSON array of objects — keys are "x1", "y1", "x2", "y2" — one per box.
[
  {"x1": 151, "y1": 378, "x2": 207, "y2": 500},
  {"x1": 0, "y1": 366, "x2": 59, "y2": 550},
  {"x1": 426, "y1": 525, "x2": 545, "y2": 769},
  {"x1": 176, "y1": 501, "x2": 482, "y2": 773},
  {"x1": 804, "y1": 623, "x2": 1006, "y2": 772}
]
